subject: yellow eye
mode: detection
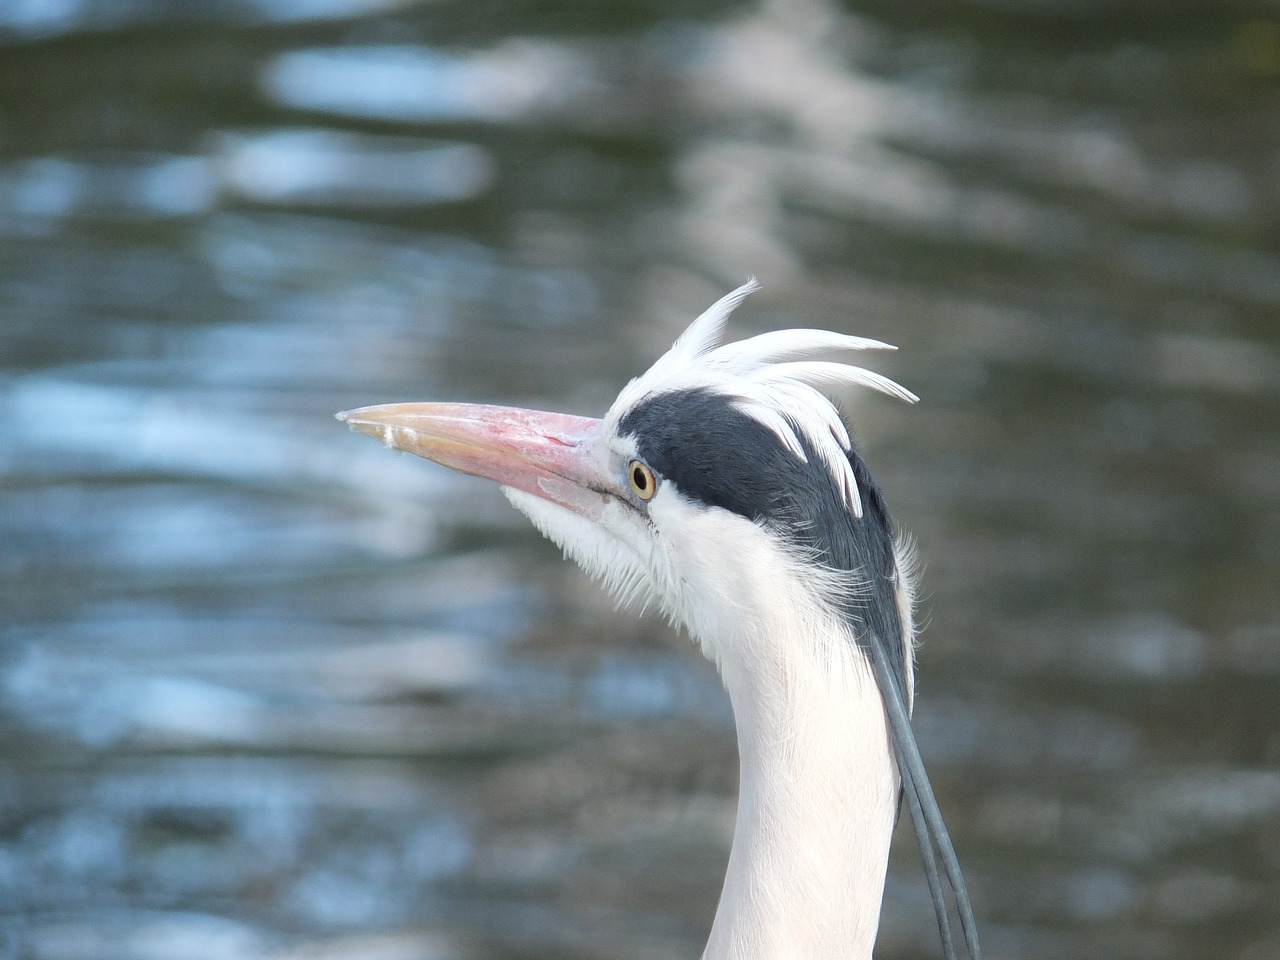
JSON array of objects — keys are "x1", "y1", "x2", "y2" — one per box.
[{"x1": 628, "y1": 459, "x2": 657, "y2": 501}]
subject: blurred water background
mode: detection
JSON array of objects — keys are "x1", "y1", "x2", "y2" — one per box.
[{"x1": 2, "y1": 0, "x2": 1278, "y2": 958}]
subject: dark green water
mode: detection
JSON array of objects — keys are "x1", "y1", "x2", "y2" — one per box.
[{"x1": 2, "y1": 2, "x2": 1278, "y2": 958}]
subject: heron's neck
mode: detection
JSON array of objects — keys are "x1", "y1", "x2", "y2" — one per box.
[{"x1": 702, "y1": 612, "x2": 899, "y2": 960}]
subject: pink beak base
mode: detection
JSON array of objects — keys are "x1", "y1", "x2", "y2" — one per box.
[{"x1": 337, "y1": 401, "x2": 610, "y2": 516}]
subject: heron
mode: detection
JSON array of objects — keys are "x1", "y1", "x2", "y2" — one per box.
[{"x1": 338, "y1": 279, "x2": 980, "y2": 960}]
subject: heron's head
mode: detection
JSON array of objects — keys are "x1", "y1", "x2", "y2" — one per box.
[
  {"x1": 338, "y1": 284, "x2": 984, "y2": 960},
  {"x1": 339, "y1": 279, "x2": 917, "y2": 669}
]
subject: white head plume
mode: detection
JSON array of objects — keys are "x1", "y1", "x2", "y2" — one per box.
[{"x1": 606, "y1": 279, "x2": 918, "y2": 518}]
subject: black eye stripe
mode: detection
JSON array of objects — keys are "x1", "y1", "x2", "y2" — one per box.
[
  {"x1": 617, "y1": 387, "x2": 910, "y2": 734},
  {"x1": 617, "y1": 387, "x2": 902, "y2": 661}
]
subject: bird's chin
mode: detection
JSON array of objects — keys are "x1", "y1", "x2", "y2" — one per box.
[{"x1": 501, "y1": 487, "x2": 659, "y2": 612}]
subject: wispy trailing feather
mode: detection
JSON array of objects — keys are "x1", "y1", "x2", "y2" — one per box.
[{"x1": 607, "y1": 280, "x2": 916, "y2": 519}]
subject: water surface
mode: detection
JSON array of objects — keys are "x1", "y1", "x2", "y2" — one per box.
[{"x1": 2, "y1": 2, "x2": 1278, "y2": 958}]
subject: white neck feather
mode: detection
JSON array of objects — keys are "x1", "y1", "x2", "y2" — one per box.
[
  {"x1": 505, "y1": 489, "x2": 904, "y2": 960},
  {"x1": 704, "y1": 607, "x2": 898, "y2": 960},
  {"x1": 649, "y1": 504, "x2": 901, "y2": 960}
]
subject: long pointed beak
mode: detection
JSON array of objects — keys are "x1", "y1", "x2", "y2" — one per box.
[{"x1": 337, "y1": 402, "x2": 612, "y2": 517}]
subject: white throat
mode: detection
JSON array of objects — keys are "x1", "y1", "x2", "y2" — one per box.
[
  {"x1": 506, "y1": 486, "x2": 906, "y2": 960},
  {"x1": 706, "y1": 609, "x2": 898, "y2": 960},
  {"x1": 652, "y1": 503, "x2": 902, "y2": 960}
]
